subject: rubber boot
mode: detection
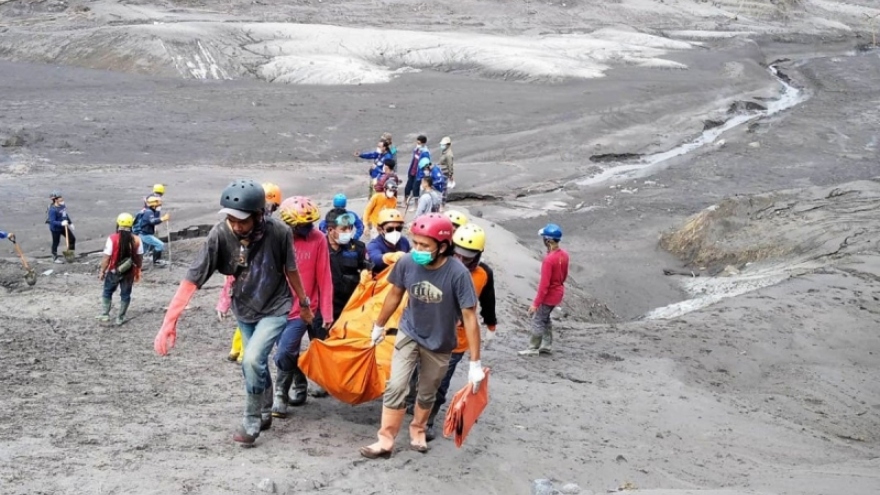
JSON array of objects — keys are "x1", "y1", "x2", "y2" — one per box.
[
  {"x1": 409, "y1": 404, "x2": 432, "y2": 453},
  {"x1": 95, "y1": 297, "x2": 111, "y2": 322},
  {"x1": 115, "y1": 300, "x2": 130, "y2": 326},
  {"x1": 518, "y1": 334, "x2": 543, "y2": 356},
  {"x1": 539, "y1": 329, "x2": 553, "y2": 354},
  {"x1": 260, "y1": 385, "x2": 274, "y2": 431},
  {"x1": 425, "y1": 401, "x2": 441, "y2": 442},
  {"x1": 360, "y1": 407, "x2": 406, "y2": 459},
  {"x1": 289, "y1": 366, "x2": 308, "y2": 407},
  {"x1": 271, "y1": 370, "x2": 295, "y2": 418},
  {"x1": 232, "y1": 393, "x2": 262, "y2": 447},
  {"x1": 227, "y1": 327, "x2": 242, "y2": 362}
]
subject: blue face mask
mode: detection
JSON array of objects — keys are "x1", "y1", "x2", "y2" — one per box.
[
  {"x1": 293, "y1": 224, "x2": 313, "y2": 238},
  {"x1": 411, "y1": 249, "x2": 435, "y2": 266}
]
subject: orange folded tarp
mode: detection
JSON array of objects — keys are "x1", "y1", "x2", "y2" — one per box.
[
  {"x1": 443, "y1": 368, "x2": 490, "y2": 448},
  {"x1": 298, "y1": 262, "x2": 406, "y2": 405}
]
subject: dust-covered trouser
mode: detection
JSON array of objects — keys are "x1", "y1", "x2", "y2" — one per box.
[
  {"x1": 384, "y1": 333, "x2": 451, "y2": 410},
  {"x1": 237, "y1": 315, "x2": 287, "y2": 435},
  {"x1": 530, "y1": 303, "x2": 554, "y2": 349}
]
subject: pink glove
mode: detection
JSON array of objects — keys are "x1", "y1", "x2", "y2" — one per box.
[
  {"x1": 215, "y1": 275, "x2": 233, "y2": 315},
  {"x1": 154, "y1": 280, "x2": 197, "y2": 356}
]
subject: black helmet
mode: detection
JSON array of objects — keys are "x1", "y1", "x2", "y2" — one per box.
[
  {"x1": 220, "y1": 179, "x2": 266, "y2": 214},
  {"x1": 50, "y1": 190, "x2": 63, "y2": 199}
]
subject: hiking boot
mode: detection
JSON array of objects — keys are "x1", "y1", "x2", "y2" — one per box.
[
  {"x1": 289, "y1": 368, "x2": 308, "y2": 407},
  {"x1": 518, "y1": 335, "x2": 543, "y2": 356},
  {"x1": 153, "y1": 251, "x2": 168, "y2": 267},
  {"x1": 95, "y1": 298, "x2": 111, "y2": 322},
  {"x1": 115, "y1": 300, "x2": 130, "y2": 326},
  {"x1": 538, "y1": 329, "x2": 553, "y2": 354},
  {"x1": 425, "y1": 423, "x2": 437, "y2": 443}
]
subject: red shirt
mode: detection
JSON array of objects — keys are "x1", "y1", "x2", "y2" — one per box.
[{"x1": 533, "y1": 248, "x2": 569, "y2": 307}]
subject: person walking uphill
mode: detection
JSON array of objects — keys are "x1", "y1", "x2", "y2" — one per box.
[
  {"x1": 153, "y1": 179, "x2": 314, "y2": 447},
  {"x1": 47, "y1": 190, "x2": 75, "y2": 264},
  {"x1": 272, "y1": 197, "x2": 334, "y2": 416},
  {"x1": 360, "y1": 213, "x2": 484, "y2": 459},
  {"x1": 97, "y1": 213, "x2": 143, "y2": 325},
  {"x1": 137, "y1": 196, "x2": 171, "y2": 267},
  {"x1": 405, "y1": 135, "x2": 430, "y2": 203},
  {"x1": 519, "y1": 223, "x2": 569, "y2": 356}
]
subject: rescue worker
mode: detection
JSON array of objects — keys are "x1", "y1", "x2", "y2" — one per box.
[
  {"x1": 438, "y1": 136, "x2": 454, "y2": 205},
  {"x1": 406, "y1": 222, "x2": 498, "y2": 441},
  {"x1": 416, "y1": 157, "x2": 446, "y2": 208},
  {"x1": 318, "y1": 193, "x2": 365, "y2": 241},
  {"x1": 381, "y1": 132, "x2": 398, "y2": 161},
  {"x1": 366, "y1": 209, "x2": 411, "y2": 274},
  {"x1": 405, "y1": 135, "x2": 430, "y2": 203},
  {"x1": 153, "y1": 179, "x2": 313, "y2": 447},
  {"x1": 360, "y1": 213, "x2": 484, "y2": 459},
  {"x1": 326, "y1": 210, "x2": 370, "y2": 321},
  {"x1": 520, "y1": 223, "x2": 569, "y2": 356},
  {"x1": 47, "y1": 190, "x2": 75, "y2": 264},
  {"x1": 97, "y1": 213, "x2": 144, "y2": 325},
  {"x1": 145, "y1": 183, "x2": 165, "y2": 209},
  {"x1": 138, "y1": 196, "x2": 171, "y2": 266},
  {"x1": 272, "y1": 197, "x2": 334, "y2": 415},
  {"x1": 0, "y1": 230, "x2": 14, "y2": 242},
  {"x1": 413, "y1": 175, "x2": 442, "y2": 218},
  {"x1": 355, "y1": 139, "x2": 394, "y2": 197},
  {"x1": 364, "y1": 180, "x2": 400, "y2": 238},
  {"x1": 374, "y1": 158, "x2": 399, "y2": 195},
  {"x1": 224, "y1": 182, "x2": 284, "y2": 363}
]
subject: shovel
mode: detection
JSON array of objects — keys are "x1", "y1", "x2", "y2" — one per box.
[
  {"x1": 63, "y1": 224, "x2": 76, "y2": 263},
  {"x1": 11, "y1": 239, "x2": 37, "y2": 286}
]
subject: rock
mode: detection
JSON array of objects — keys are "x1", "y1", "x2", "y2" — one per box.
[
  {"x1": 41, "y1": 269, "x2": 54, "y2": 276},
  {"x1": 560, "y1": 483, "x2": 581, "y2": 494},
  {"x1": 532, "y1": 479, "x2": 558, "y2": 495},
  {"x1": 748, "y1": 141, "x2": 761, "y2": 148},
  {"x1": 720, "y1": 265, "x2": 740, "y2": 277},
  {"x1": 257, "y1": 478, "x2": 276, "y2": 493},
  {"x1": 2, "y1": 135, "x2": 24, "y2": 148}
]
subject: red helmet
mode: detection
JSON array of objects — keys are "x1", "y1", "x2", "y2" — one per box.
[{"x1": 410, "y1": 213, "x2": 454, "y2": 245}]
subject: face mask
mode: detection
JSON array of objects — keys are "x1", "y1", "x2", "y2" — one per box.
[
  {"x1": 337, "y1": 232, "x2": 352, "y2": 244},
  {"x1": 385, "y1": 190, "x2": 395, "y2": 198},
  {"x1": 456, "y1": 254, "x2": 480, "y2": 271},
  {"x1": 384, "y1": 231, "x2": 401, "y2": 245},
  {"x1": 411, "y1": 249, "x2": 435, "y2": 266},
  {"x1": 294, "y1": 224, "x2": 313, "y2": 238},
  {"x1": 376, "y1": 147, "x2": 382, "y2": 153},
  {"x1": 441, "y1": 144, "x2": 448, "y2": 151}
]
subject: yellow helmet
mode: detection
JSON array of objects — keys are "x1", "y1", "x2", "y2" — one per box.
[
  {"x1": 153, "y1": 184, "x2": 165, "y2": 195},
  {"x1": 117, "y1": 212, "x2": 135, "y2": 229},
  {"x1": 278, "y1": 196, "x2": 320, "y2": 226},
  {"x1": 262, "y1": 182, "x2": 282, "y2": 206},
  {"x1": 453, "y1": 223, "x2": 486, "y2": 252},
  {"x1": 147, "y1": 196, "x2": 162, "y2": 207},
  {"x1": 377, "y1": 208, "x2": 404, "y2": 226},
  {"x1": 444, "y1": 210, "x2": 468, "y2": 228}
]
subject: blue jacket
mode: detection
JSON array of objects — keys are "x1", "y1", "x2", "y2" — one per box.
[
  {"x1": 366, "y1": 236, "x2": 411, "y2": 274},
  {"x1": 408, "y1": 147, "x2": 430, "y2": 177},
  {"x1": 417, "y1": 165, "x2": 446, "y2": 193},
  {"x1": 318, "y1": 209, "x2": 365, "y2": 241},
  {"x1": 359, "y1": 151, "x2": 395, "y2": 179},
  {"x1": 48, "y1": 204, "x2": 72, "y2": 233},
  {"x1": 0, "y1": 230, "x2": 8, "y2": 240},
  {"x1": 139, "y1": 207, "x2": 163, "y2": 236}
]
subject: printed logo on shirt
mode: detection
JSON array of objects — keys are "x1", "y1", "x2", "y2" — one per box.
[{"x1": 410, "y1": 281, "x2": 443, "y2": 304}]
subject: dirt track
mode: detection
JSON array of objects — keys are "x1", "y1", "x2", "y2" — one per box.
[{"x1": 1, "y1": 1, "x2": 880, "y2": 494}]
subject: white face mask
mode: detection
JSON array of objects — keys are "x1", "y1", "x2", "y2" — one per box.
[
  {"x1": 385, "y1": 190, "x2": 395, "y2": 198},
  {"x1": 384, "y1": 231, "x2": 402, "y2": 245},
  {"x1": 337, "y1": 232, "x2": 352, "y2": 244}
]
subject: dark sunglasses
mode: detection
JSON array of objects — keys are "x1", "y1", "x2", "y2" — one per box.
[{"x1": 384, "y1": 226, "x2": 403, "y2": 233}]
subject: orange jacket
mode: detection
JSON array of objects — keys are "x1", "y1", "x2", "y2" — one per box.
[
  {"x1": 454, "y1": 266, "x2": 488, "y2": 353},
  {"x1": 364, "y1": 194, "x2": 397, "y2": 227}
]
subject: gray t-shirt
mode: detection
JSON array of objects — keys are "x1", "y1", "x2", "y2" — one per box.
[
  {"x1": 185, "y1": 217, "x2": 297, "y2": 324},
  {"x1": 388, "y1": 253, "x2": 478, "y2": 353}
]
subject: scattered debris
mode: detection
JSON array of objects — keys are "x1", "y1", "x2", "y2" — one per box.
[
  {"x1": 532, "y1": 479, "x2": 559, "y2": 495},
  {"x1": 257, "y1": 478, "x2": 276, "y2": 493}
]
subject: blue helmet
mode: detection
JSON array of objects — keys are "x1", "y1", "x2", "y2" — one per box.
[
  {"x1": 333, "y1": 193, "x2": 347, "y2": 209},
  {"x1": 538, "y1": 223, "x2": 562, "y2": 241},
  {"x1": 418, "y1": 157, "x2": 432, "y2": 169}
]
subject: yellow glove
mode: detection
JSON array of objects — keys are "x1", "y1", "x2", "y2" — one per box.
[
  {"x1": 161, "y1": 214, "x2": 171, "y2": 222},
  {"x1": 382, "y1": 251, "x2": 405, "y2": 265}
]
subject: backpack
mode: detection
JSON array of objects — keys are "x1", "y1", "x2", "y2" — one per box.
[{"x1": 132, "y1": 210, "x2": 146, "y2": 235}]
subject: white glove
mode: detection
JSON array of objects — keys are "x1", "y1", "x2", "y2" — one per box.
[
  {"x1": 468, "y1": 360, "x2": 485, "y2": 393},
  {"x1": 371, "y1": 324, "x2": 385, "y2": 346},
  {"x1": 61, "y1": 220, "x2": 69, "y2": 226},
  {"x1": 68, "y1": 224, "x2": 75, "y2": 232}
]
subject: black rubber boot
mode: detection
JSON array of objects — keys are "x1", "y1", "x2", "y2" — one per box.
[{"x1": 289, "y1": 367, "x2": 308, "y2": 407}]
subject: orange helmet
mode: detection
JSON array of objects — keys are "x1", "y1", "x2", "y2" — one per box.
[
  {"x1": 377, "y1": 208, "x2": 404, "y2": 226},
  {"x1": 262, "y1": 182, "x2": 282, "y2": 207},
  {"x1": 278, "y1": 196, "x2": 320, "y2": 225}
]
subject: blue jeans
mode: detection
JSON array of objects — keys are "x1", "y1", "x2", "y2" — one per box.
[
  {"x1": 237, "y1": 315, "x2": 287, "y2": 395},
  {"x1": 274, "y1": 313, "x2": 324, "y2": 372},
  {"x1": 140, "y1": 234, "x2": 164, "y2": 253},
  {"x1": 102, "y1": 272, "x2": 133, "y2": 302}
]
